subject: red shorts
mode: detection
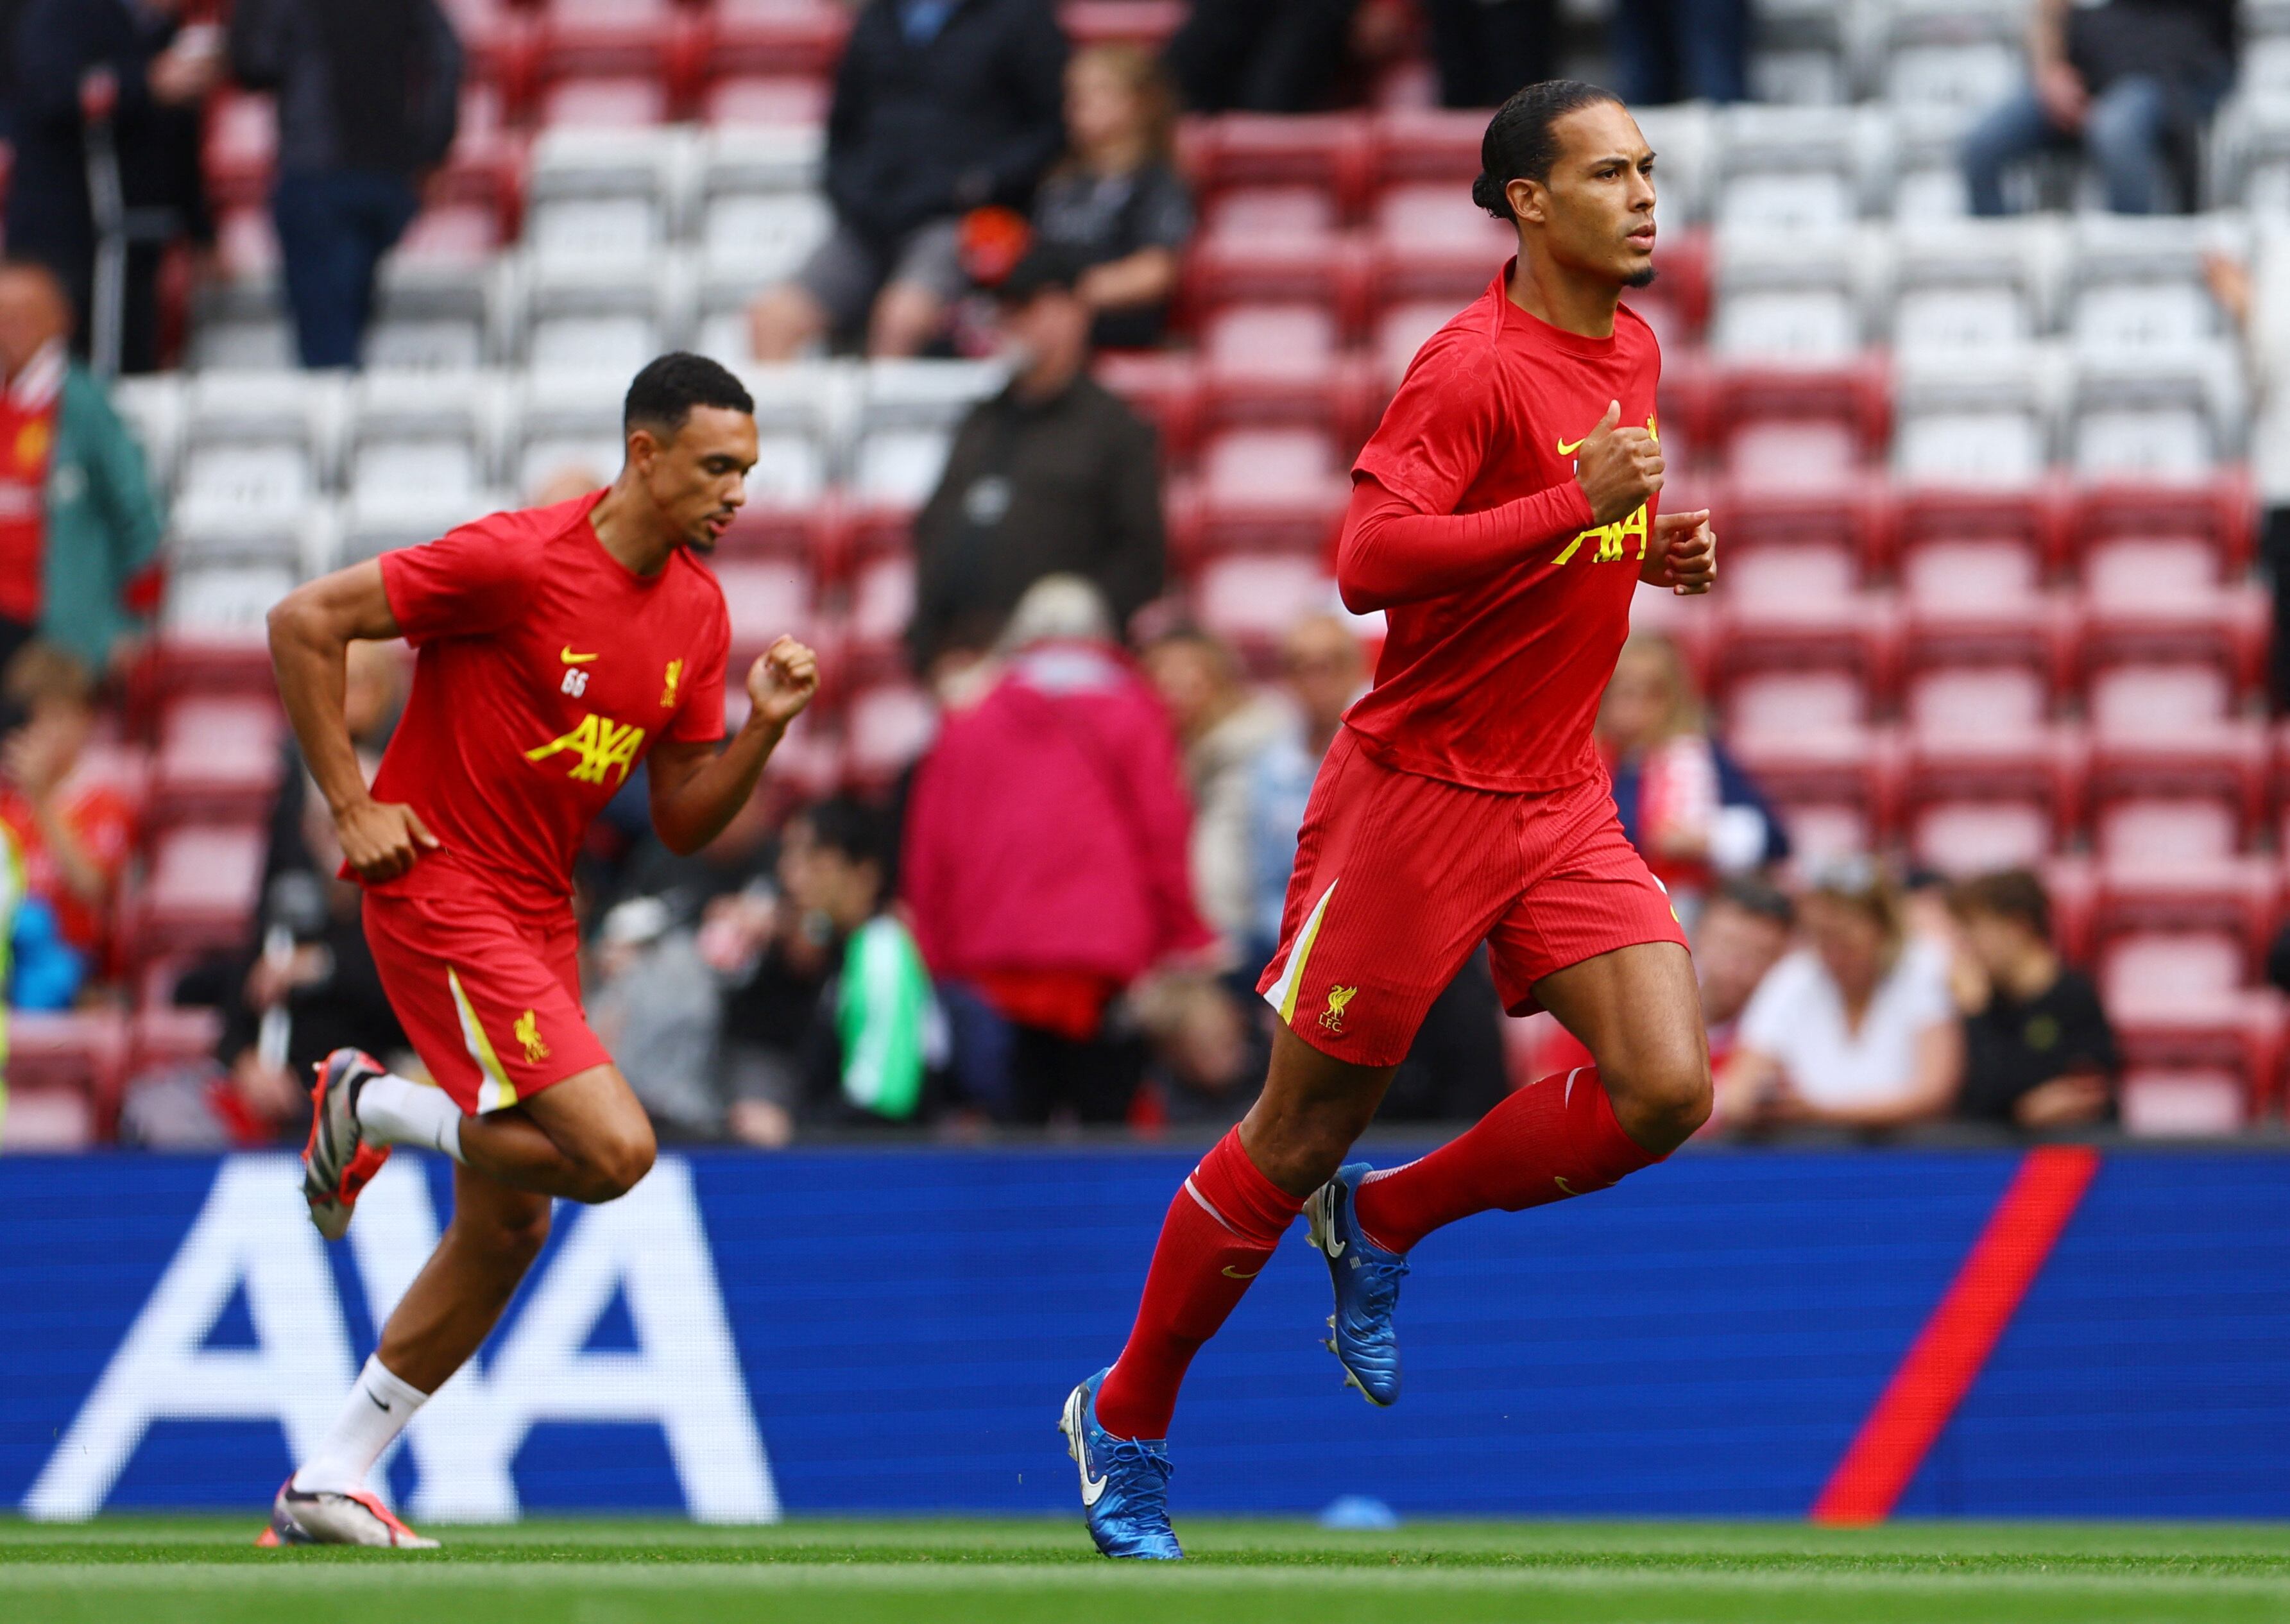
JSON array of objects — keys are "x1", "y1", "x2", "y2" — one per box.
[
  {"x1": 363, "y1": 885, "x2": 613, "y2": 1115},
  {"x1": 1256, "y1": 730, "x2": 1687, "y2": 1068}
]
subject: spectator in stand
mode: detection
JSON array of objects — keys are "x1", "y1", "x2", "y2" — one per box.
[
  {"x1": 0, "y1": 644, "x2": 135, "y2": 971},
  {"x1": 1609, "y1": 0, "x2": 1747, "y2": 107},
  {"x1": 1030, "y1": 46, "x2": 1192, "y2": 350},
  {"x1": 749, "y1": 0, "x2": 1067, "y2": 359},
  {"x1": 903, "y1": 576, "x2": 1213, "y2": 1125},
  {"x1": 1950, "y1": 869, "x2": 2117, "y2": 1132},
  {"x1": 0, "y1": 262, "x2": 165, "y2": 680},
  {"x1": 1693, "y1": 877, "x2": 1793, "y2": 1074},
  {"x1": 1718, "y1": 859, "x2": 1963, "y2": 1133},
  {"x1": 1142, "y1": 624, "x2": 1290, "y2": 955},
  {"x1": 710, "y1": 808, "x2": 834, "y2": 1148},
  {"x1": 1963, "y1": 0, "x2": 2234, "y2": 218},
  {"x1": 1425, "y1": 0, "x2": 1555, "y2": 112},
  {"x1": 9, "y1": 0, "x2": 216, "y2": 374},
  {"x1": 226, "y1": 0, "x2": 462, "y2": 371},
  {"x1": 1163, "y1": 0, "x2": 1360, "y2": 114},
  {"x1": 1598, "y1": 630, "x2": 1788, "y2": 933},
  {"x1": 1244, "y1": 612, "x2": 1366, "y2": 968},
  {"x1": 588, "y1": 894, "x2": 728, "y2": 1141},
  {"x1": 131, "y1": 767, "x2": 409, "y2": 1148},
  {"x1": 907, "y1": 246, "x2": 1164, "y2": 680}
]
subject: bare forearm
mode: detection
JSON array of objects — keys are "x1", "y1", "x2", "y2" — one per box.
[
  {"x1": 1081, "y1": 249, "x2": 1177, "y2": 311},
  {"x1": 30, "y1": 799, "x2": 103, "y2": 902},
  {"x1": 268, "y1": 606, "x2": 373, "y2": 817},
  {"x1": 653, "y1": 720, "x2": 784, "y2": 854},
  {"x1": 2029, "y1": 0, "x2": 2069, "y2": 64}
]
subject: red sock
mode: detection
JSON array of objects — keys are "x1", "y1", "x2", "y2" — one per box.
[
  {"x1": 1351, "y1": 1066, "x2": 1661, "y2": 1256},
  {"x1": 1095, "y1": 1128, "x2": 1302, "y2": 1440}
]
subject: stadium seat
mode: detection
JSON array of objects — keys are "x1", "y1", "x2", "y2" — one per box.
[
  {"x1": 1195, "y1": 553, "x2": 1336, "y2": 669},
  {"x1": 1903, "y1": 663, "x2": 2051, "y2": 741},
  {"x1": 850, "y1": 428, "x2": 952, "y2": 509},
  {"x1": 153, "y1": 697, "x2": 286, "y2": 828},
  {"x1": 714, "y1": 560, "x2": 816, "y2": 661},
  {"x1": 534, "y1": 0, "x2": 694, "y2": 108},
  {"x1": 203, "y1": 92, "x2": 275, "y2": 210},
  {"x1": 367, "y1": 261, "x2": 498, "y2": 371},
  {"x1": 109, "y1": 375, "x2": 184, "y2": 493},
  {"x1": 1908, "y1": 797, "x2": 2056, "y2": 873},
  {"x1": 536, "y1": 76, "x2": 671, "y2": 129},
  {"x1": 1192, "y1": 427, "x2": 1348, "y2": 557},
  {"x1": 843, "y1": 552, "x2": 914, "y2": 685},
  {"x1": 1, "y1": 1011, "x2": 129, "y2": 1149},
  {"x1": 1095, "y1": 352, "x2": 1201, "y2": 465},
  {"x1": 1723, "y1": 418, "x2": 1861, "y2": 493},
  {"x1": 700, "y1": 74, "x2": 833, "y2": 129},
  {"x1": 705, "y1": 0, "x2": 855, "y2": 81},
  {"x1": 519, "y1": 252, "x2": 684, "y2": 373},
  {"x1": 1188, "y1": 114, "x2": 1371, "y2": 215},
  {"x1": 1202, "y1": 186, "x2": 1339, "y2": 239},
  {"x1": 1728, "y1": 727, "x2": 1897, "y2": 857},
  {"x1": 2093, "y1": 794, "x2": 2243, "y2": 864},
  {"x1": 1723, "y1": 667, "x2": 1870, "y2": 739},
  {"x1": 346, "y1": 370, "x2": 502, "y2": 510},
  {"x1": 522, "y1": 127, "x2": 681, "y2": 262},
  {"x1": 2094, "y1": 856, "x2": 2280, "y2": 978},
  {"x1": 844, "y1": 683, "x2": 939, "y2": 789},
  {"x1": 1186, "y1": 232, "x2": 1367, "y2": 339},
  {"x1": 1059, "y1": 0, "x2": 1186, "y2": 49},
  {"x1": 1199, "y1": 304, "x2": 1344, "y2": 428},
  {"x1": 510, "y1": 369, "x2": 627, "y2": 499},
  {"x1": 137, "y1": 825, "x2": 268, "y2": 961},
  {"x1": 1892, "y1": 284, "x2": 2033, "y2": 357}
]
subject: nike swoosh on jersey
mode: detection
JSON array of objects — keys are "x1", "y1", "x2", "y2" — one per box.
[
  {"x1": 560, "y1": 646, "x2": 601, "y2": 664},
  {"x1": 1556, "y1": 434, "x2": 1589, "y2": 456}
]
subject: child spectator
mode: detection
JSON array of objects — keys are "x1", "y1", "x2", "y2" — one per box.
[
  {"x1": 0, "y1": 643, "x2": 133, "y2": 969},
  {"x1": 1030, "y1": 45, "x2": 1192, "y2": 349},
  {"x1": 1949, "y1": 869, "x2": 2117, "y2": 1131},
  {"x1": 1718, "y1": 859, "x2": 1962, "y2": 1133}
]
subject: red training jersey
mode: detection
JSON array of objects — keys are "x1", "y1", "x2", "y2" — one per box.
[
  {"x1": 367, "y1": 491, "x2": 730, "y2": 912},
  {"x1": 1345, "y1": 265, "x2": 1662, "y2": 792}
]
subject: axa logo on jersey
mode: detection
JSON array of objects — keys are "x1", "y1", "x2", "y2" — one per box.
[{"x1": 526, "y1": 714, "x2": 647, "y2": 785}]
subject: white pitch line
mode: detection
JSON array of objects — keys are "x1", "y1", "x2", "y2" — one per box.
[{"x1": 0, "y1": 1564, "x2": 2287, "y2": 1597}]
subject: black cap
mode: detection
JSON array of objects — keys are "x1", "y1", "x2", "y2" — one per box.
[{"x1": 994, "y1": 243, "x2": 1089, "y2": 305}]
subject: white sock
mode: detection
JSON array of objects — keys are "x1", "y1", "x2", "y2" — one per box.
[
  {"x1": 291, "y1": 1355, "x2": 431, "y2": 1495},
  {"x1": 356, "y1": 1072, "x2": 465, "y2": 1163}
]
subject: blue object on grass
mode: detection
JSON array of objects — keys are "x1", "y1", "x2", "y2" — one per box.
[{"x1": 1319, "y1": 1495, "x2": 1399, "y2": 1530}]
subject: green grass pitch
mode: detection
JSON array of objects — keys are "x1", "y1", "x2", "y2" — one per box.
[{"x1": 6, "y1": 1517, "x2": 2289, "y2": 1623}]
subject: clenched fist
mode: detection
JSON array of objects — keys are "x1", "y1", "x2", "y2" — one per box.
[
  {"x1": 1571, "y1": 398, "x2": 1664, "y2": 526},
  {"x1": 746, "y1": 635, "x2": 820, "y2": 730},
  {"x1": 1643, "y1": 508, "x2": 1716, "y2": 595}
]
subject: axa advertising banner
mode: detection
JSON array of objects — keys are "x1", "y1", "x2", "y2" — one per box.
[{"x1": 1, "y1": 1147, "x2": 2286, "y2": 1522}]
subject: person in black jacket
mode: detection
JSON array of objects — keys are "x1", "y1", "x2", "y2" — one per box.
[
  {"x1": 750, "y1": 0, "x2": 1067, "y2": 360},
  {"x1": 907, "y1": 246, "x2": 1163, "y2": 677},
  {"x1": 8, "y1": 0, "x2": 217, "y2": 374},
  {"x1": 1950, "y1": 868, "x2": 2118, "y2": 1131},
  {"x1": 228, "y1": 0, "x2": 461, "y2": 368}
]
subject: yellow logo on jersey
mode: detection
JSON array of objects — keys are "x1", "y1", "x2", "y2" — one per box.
[
  {"x1": 1555, "y1": 414, "x2": 1657, "y2": 459},
  {"x1": 525, "y1": 712, "x2": 647, "y2": 785},
  {"x1": 1320, "y1": 984, "x2": 1358, "y2": 1035},
  {"x1": 1554, "y1": 501, "x2": 1650, "y2": 567},
  {"x1": 513, "y1": 1009, "x2": 549, "y2": 1063},
  {"x1": 660, "y1": 658, "x2": 683, "y2": 709},
  {"x1": 13, "y1": 419, "x2": 49, "y2": 472}
]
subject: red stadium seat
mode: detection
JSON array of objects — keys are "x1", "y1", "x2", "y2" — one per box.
[
  {"x1": 395, "y1": 203, "x2": 506, "y2": 264},
  {"x1": 2087, "y1": 660, "x2": 2235, "y2": 735},
  {"x1": 1904, "y1": 664, "x2": 2051, "y2": 742},
  {"x1": 1094, "y1": 352, "x2": 1200, "y2": 462},
  {"x1": 845, "y1": 553, "x2": 914, "y2": 685},
  {"x1": 1201, "y1": 186, "x2": 1339, "y2": 238},
  {"x1": 1373, "y1": 300, "x2": 1461, "y2": 386},
  {"x1": 706, "y1": 0, "x2": 855, "y2": 80},
  {"x1": 700, "y1": 74, "x2": 832, "y2": 128},
  {"x1": 1900, "y1": 722, "x2": 2083, "y2": 867},
  {"x1": 2070, "y1": 475, "x2": 2255, "y2": 580},
  {"x1": 2083, "y1": 586, "x2": 2268, "y2": 699},
  {"x1": 1185, "y1": 233, "x2": 1367, "y2": 339},
  {"x1": 2100, "y1": 927, "x2": 2248, "y2": 1008},
  {"x1": 1909, "y1": 798, "x2": 2056, "y2": 873},
  {"x1": 137, "y1": 825, "x2": 267, "y2": 961},
  {"x1": 6, "y1": 1011, "x2": 130, "y2": 1146},
  {"x1": 1190, "y1": 426, "x2": 1350, "y2": 558},
  {"x1": 1364, "y1": 182, "x2": 1513, "y2": 314},
  {"x1": 1722, "y1": 418, "x2": 1861, "y2": 495},
  {"x1": 1366, "y1": 108, "x2": 1485, "y2": 189},
  {"x1": 1725, "y1": 668, "x2": 1869, "y2": 738},
  {"x1": 713, "y1": 559, "x2": 817, "y2": 661},
  {"x1": 2094, "y1": 794, "x2": 2242, "y2": 864},
  {"x1": 2113, "y1": 993, "x2": 2282, "y2": 1132},
  {"x1": 1893, "y1": 484, "x2": 2071, "y2": 579},
  {"x1": 152, "y1": 631, "x2": 278, "y2": 698},
  {"x1": 535, "y1": 0, "x2": 697, "y2": 113},
  {"x1": 1059, "y1": 1, "x2": 1186, "y2": 48},
  {"x1": 1713, "y1": 588, "x2": 1897, "y2": 701},
  {"x1": 130, "y1": 1005, "x2": 228, "y2": 1079},
  {"x1": 2094, "y1": 855, "x2": 2280, "y2": 979},
  {"x1": 715, "y1": 502, "x2": 844, "y2": 574},
  {"x1": 1723, "y1": 540, "x2": 1858, "y2": 608},
  {"x1": 1188, "y1": 114, "x2": 1371, "y2": 215},
  {"x1": 153, "y1": 696, "x2": 286, "y2": 828},
  {"x1": 844, "y1": 683, "x2": 939, "y2": 789},
  {"x1": 1195, "y1": 553, "x2": 1336, "y2": 669},
  {"x1": 536, "y1": 76, "x2": 670, "y2": 128},
  {"x1": 1728, "y1": 728, "x2": 1897, "y2": 858},
  {"x1": 1706, "y1": 358, "x2": 1890, "y2": 463},
  {"x1": 2083, "y1": 534, "x2": 2225, "y2": 597}
]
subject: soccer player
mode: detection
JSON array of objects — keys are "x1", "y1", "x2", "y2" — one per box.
[
  {"x1": 1061, "y1": 81, "x2": 1718, "y2": 1559},
  {"x1": 260, "y1": 354, "x2": 819, "y2": 1546}
]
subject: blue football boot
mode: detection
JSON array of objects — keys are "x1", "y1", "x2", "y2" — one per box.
[
  {"x1": 1306, "y1": 1162, "x2": 1410, "y2": 1406},
  {"x1": 1058, "y1": 1368, "x2": 1182, "y2": 1559}
]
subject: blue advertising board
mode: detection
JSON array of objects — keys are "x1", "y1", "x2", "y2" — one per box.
[{"x1": 1, "y1": 1147, "x2": 2286, "y2": 1523}]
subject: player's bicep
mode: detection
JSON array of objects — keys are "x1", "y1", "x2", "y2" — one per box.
[
  {"x1": 379, "y1": 525, "x2": 533, "y2": 643},
  {"x1": 276, "y1": 558, "x2": 404, "y2": 645},
  {"x1": 1353, "y1": 338, "x2": 1500, "y2": 513}
]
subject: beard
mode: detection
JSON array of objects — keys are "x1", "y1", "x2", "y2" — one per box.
[{"x1": 1623, "y1": 264, "x2": 1659, "y2": 290}]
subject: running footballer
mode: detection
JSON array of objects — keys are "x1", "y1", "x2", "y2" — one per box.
[
  {"x1": 1062, "y1": 82, "x2": 1719, "y2": 1558},
  {"x1": 262, "y1": 354, "x2": 817, "y2": 1547}
]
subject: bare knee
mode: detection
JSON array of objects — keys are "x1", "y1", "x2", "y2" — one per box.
[
  {"x1": 749, "y1": 285, "x2": 823, "y2": 360},
  {"x1": 1606, "y1": 1050, "x2": 1712, "y2": 1156},
  {"x1": 571, "y1": 1118, "x2": 656, "y2": 1203},
  {"x1": 867, "y1": 283, "x2": 943, "y2": 357}
]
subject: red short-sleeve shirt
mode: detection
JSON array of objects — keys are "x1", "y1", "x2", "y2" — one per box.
[
  {"x1": 1347, "y1": 266, "x2": 1663, "y2": 792},
  {"x1": 367, "y1": 492, "x2": 731, "y2": 911}
]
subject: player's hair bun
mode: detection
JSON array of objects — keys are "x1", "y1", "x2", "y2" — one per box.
[{"x1": 1471, "y1": 171, "x2": 1508, "y2": 221}]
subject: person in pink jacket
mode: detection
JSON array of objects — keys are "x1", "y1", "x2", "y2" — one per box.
[{"x1": 903, "y1": 576, "x2": 1215, "y2": 1124}]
